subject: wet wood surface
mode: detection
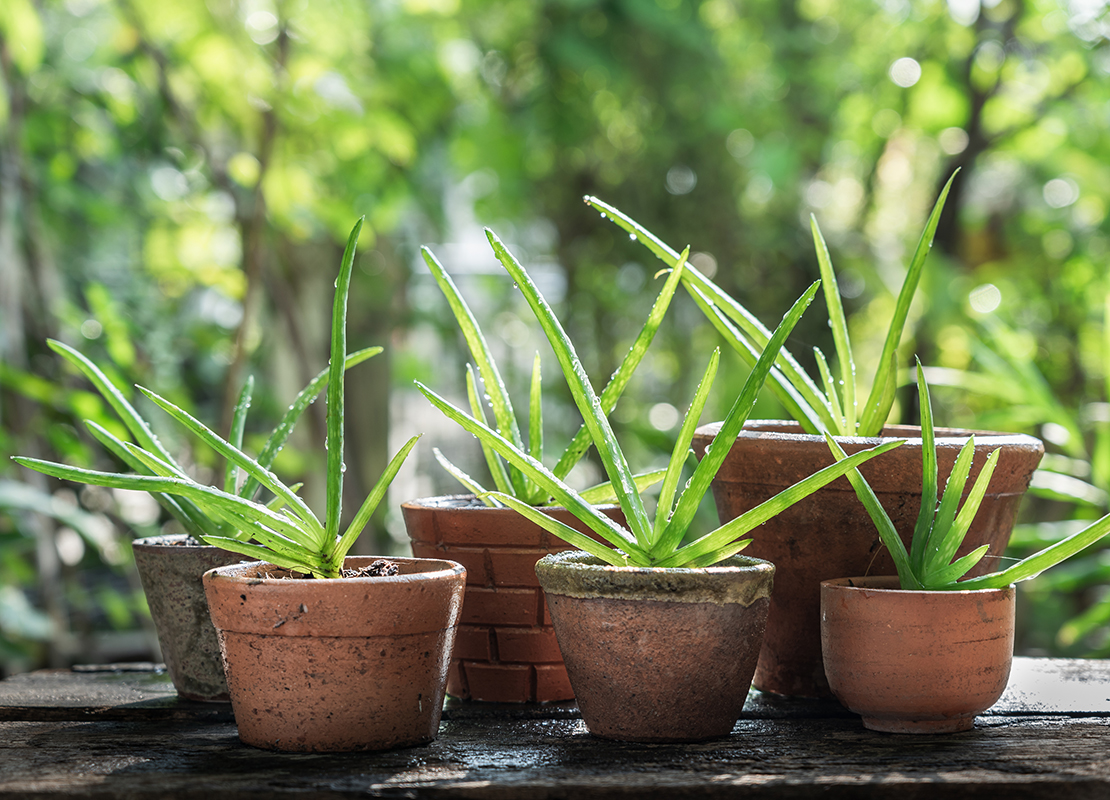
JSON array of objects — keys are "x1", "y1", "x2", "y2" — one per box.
[{"x1": 0, "y1": 657, "x2": 1107, "y2": 798}]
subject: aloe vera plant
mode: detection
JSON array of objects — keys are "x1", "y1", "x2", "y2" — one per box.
[
  {"x1": 827, "y1": 361, "x2": 1110, "y2": 590},
  {"x1": 14, "y1": 219, "x2": 418, "y2": 579},
  {"x1": 418, "y1": 230, "x2": 902, "y2": 569},
  {"x1": 586, "y1": 172, "x2": 959, "y2": 437},
  {"x1": 422, "y1": 241, "x2": 677, "y2": 507}
]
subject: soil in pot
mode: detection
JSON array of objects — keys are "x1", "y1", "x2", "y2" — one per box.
[
  {"x1": 821, "y1": 576, "x2": 1016, "y2": 733},
  {"x1": 535, "y1": 550, "x2": 775, "y2": 742},
  {"x1": 402, "y1": 495, "x2": 625, "y2": 703},
  {"x1": 131, "y1": 534, "x2": 247, "y2": 702},
  {"x1": 693, "y1": 421, "x2": 1041, "y2": 698},
  {"x1": 203, "y1": 555, "x2": 466, "y2": 752}
]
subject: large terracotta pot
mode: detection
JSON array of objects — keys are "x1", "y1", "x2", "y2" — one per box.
[
  {"x1": 131, "y1": 534, "x2": 245, "y2": 702},
  {"x1": 535, "y1": 550, "x2": 774, "y2": 742},
  {"x1": 821, "y1": 576, "x2": 1016, "y2": 733},
  {"x1": 692, "y1": 421, "x2": 1042, "y2": 698},
  {"x1": 203, "y1": 556, "x2": 465, "y2": 752},
  {"x1": 402, "y1": 495, "x2": 624, "y2": 703}
]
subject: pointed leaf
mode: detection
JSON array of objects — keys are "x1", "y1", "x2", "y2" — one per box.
[
  {"x1": 811, "y1": 216, "x2": 856, "y2": 432},
  {"x1": 486, "y1": 229, "x2": 653, "y2": 550},
  {"x1": 859, "y1": 171, "x2": 957, "y2": 436}
]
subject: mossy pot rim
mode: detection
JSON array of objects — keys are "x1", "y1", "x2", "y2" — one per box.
[{"x1": 535, "y1": 549, "x2": 774, "y2": 606}]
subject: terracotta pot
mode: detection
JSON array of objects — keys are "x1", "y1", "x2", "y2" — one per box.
[
  {"x1": 402, "y1": 495, "x2": 625, "y2": 703},
  {"x1": 203, "y1": 556, "x2": 465, "y2": 752},
  {"x1": 131, "y1": 534, "x2": 246, "y2": 701},
  {"x1": 693, "y1": 420, "x2": 1041, "y2": 698},
  {"x1": 535, "y1": 550, "x2": 774, "y2": 742},
  {"x1": 821, "y1": 576, "x2": 1016, "y2": 733}
]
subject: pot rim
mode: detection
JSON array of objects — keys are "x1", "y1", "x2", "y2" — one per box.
[
  {"x1": 536, "y1": 549, "x2": 775, "y2": 606},
  {"x1": 401, "y1": 493, "x2": 620, "y2": 512},
  {"x1": 132, "y1": 533, "x2": 211, "y2": 549},
  {"x1": 695, "y1": 419, "x2": 1043, "y2": 449},
  {"x1": 205, "y1": 555, "x2": 465, "y2": 584},
  {"x1": 821, "y1": 575, "x2": 1015, "y2": 595}
]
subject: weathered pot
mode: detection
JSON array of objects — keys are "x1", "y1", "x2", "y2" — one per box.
[
  {"x1": 402, "y1": 495, "x2": 624, "y2": 703},
  {"x1": 821, "y1": 576, "x2": 1016, "y2": 733},
  {"x1": 131, "y1": 534, "x2": 245, "y2": 701},
  {"x1": 203, "y1": 556, "x2": 465, "y2": 752},
  {"x1": 535, "y1": 550, "x2": 774, "y2": 742},
  {"x1": 693, "y1": 421, "x2": 1041, "y2": 698}
]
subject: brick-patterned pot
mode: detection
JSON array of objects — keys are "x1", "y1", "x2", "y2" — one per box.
[
  {"x1": 203, "y1": 556, "x2": 465, "y2": 752},
  {"x1": 536, "y1": 550, "x2": 775, "y2": 742},
  {"x1": 131, "y1": 534, "x2": 246, "y2": 701},
  {"x1": 402, "y1": 495, "x2": 624, "y2": 703},
  {"x1": 821, "y1": 576, "x2": 1016, "y2": 733},
  {"x1": 692, "y1": 421, "x2": 1042, "y2": 699}
]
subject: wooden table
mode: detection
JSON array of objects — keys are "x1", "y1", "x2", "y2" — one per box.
[{"x1": 0, "y1": 658, "x2": 1107, "y2": 798}]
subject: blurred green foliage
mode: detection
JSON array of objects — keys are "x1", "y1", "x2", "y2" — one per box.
[{"x1": 2, "y1": 0, "x2": 1110, "y2": 671}]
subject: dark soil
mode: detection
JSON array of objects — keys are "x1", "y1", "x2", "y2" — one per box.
[{"x1": 343, "y1": 559, "x2": 400, "y2": 578}]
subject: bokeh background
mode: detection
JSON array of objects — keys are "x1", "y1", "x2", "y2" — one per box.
[{"x1": 3, "y1": 0, "x2": 1110, "y2": 673}]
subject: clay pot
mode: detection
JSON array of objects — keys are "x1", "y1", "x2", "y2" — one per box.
[
  {"x1": 131, "y1": 534, "x2": 246, "y2": 701},
  {"x1": 402, "y1": 495, "x2": 625, "y2": 703},
  {"x1": 535, "y1": 550, "x2": 774, "y2": 742},
  {"x1": 203, "y1": 556, "x2": 465, "y2": 752},
  {"x1": 821, "y1": 576, "x2": 1016, "y2": 733},
  {"x1": 692, "y1": 421, "x2": 1041, "y2": 698}
]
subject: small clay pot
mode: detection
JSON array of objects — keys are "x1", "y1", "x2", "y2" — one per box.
[
  {"x1": 821, "y1": 576, "x2": 1016, "y2": 734},
  {"x1": 203, "y1": 556, "x2": 466, "y2": 752},
  {"x1": 131, "y1": 534, "x2": 246, "y2": 701},
  {"x1": 402, "y1": 495, "x2": 624, "y2": 703},
  {"x1": 535, "y1": 550, "x2": 774, "y2": 742},
  {"x1": 693, "y1": 420, "x2": 1042, "y2": 698}
]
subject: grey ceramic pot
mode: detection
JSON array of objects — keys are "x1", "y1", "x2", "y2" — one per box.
[{"x1": 131, "y1": 534, "x2": 246, "y2": 701}]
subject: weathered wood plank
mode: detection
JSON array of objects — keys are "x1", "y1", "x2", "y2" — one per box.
[
  {"x1": 0, "y1": 716, "x2": 1107, "y2": 799},
  {"x1": 4, "y1": 657, "x2": 1105, "y2": 723}
]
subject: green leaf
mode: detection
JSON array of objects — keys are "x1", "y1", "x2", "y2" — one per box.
[
  {"x1": 488, "y1": 493, "x2": 629, "y2": 566},
  {"x1": 485, "y1": 228, "x2": 653, "y2": 550},
  {"x1": 330, "y1": 434, "x2": 421, "y2": 573},
  {"x1": 325, "y1": 219, "x2": 362, "y2": 545},
  {"x1": 957, "y1": 511, "x2": 1110, "y2": 590},
  {"x1": 858, "y1": 171, "x2": 957, "y2": 436},
  {"x1": 575, "y1": 468, "x2": 667, "y2": 505},
  {"x1": 652, "y1": 348, "x2": 720, "y2": 547},
  {"x1": 926, "y1": 446, "x2": 1001, "y2": 578},
  {"x1": 417, "y1": 382, "x2": 646, "y2": 560},
  {"x1": 824, "y1": 433, "x2": 919, "y2": 588},
  {"x1": 465, "y1": 365, "x2": 515, "y2": 496},
  {"x1": 657, "y1": 281, "x2": 821, "y2": 556},
  {"x1": 48, "y1": 339, "x2": 183, "y2": 470},
  {"x1": 922, "y1": 436, "x2": 976, "y2": 575},
  {"x1": 241, "y1": 346, "x2": 381, "y2": 501},
  {"x1": 551, "y1": 247, "x2": 689, "y2": 480},
  {"x1": 813, "y1": 347, "x2": 846, "y2": 435},
  {"x1": 432, "y1": 448, "x2": 498, "y2": 507},
  {"x1": 658, "y1": 439, "x2": 905, "y2": 568},
  {"x1": 225, "y1": 376, "x2": 254, "y2": 494},
  {"x1": 585, "y1": 196, "x2": 832, "y2": 433},
  {"x1": 910, "y1": 361, "x2": 938, "y2": 575},
  {"x1": 811, "y1": 216, "x2": 856, "y2": 433},
  {"x1": 137, "y1": 387, "x2": 324, "y2": 543},
  {"x1": 84, "y1": 420, "x2": 212, "y2": 540},
  {"x1": 423, "y1": 245, "x2": 526, "y2": 496},
  {"x1": 687, "y1": 287, "x2": 829, "y2": 433},
  {"x1": 924, "y1": 544, "x2": 990, "y2": 588}
]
